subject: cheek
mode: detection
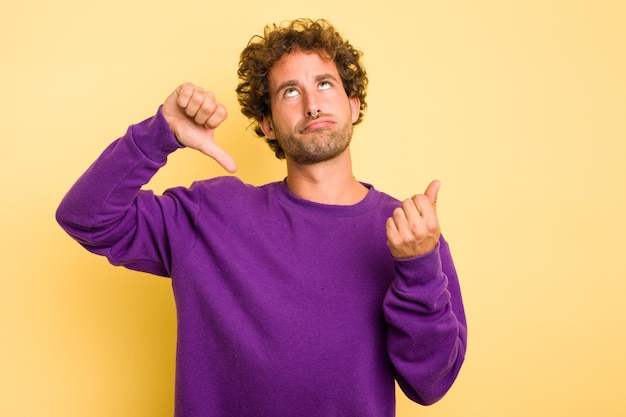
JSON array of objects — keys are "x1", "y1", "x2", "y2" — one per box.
[{"x1": 274, "y1": 110, "x2": 300, "y2": 130}]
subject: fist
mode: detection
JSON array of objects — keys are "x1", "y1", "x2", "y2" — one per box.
[
  {"x1": 386, "y1": 180, "x2": 441, "y2": 259},
  {"x1": 162, "y1": 83, "x2": 236, "y2": 173}
]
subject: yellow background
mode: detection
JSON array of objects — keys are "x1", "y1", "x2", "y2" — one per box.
[{"x1": 1, "y1": 0, "x2": 625, "y2": 415}]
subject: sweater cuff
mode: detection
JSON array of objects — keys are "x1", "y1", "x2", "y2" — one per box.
[
  {"x1": 128, "y1": 105, "x2": 184, "y2": 163},
  {"x1": 392, "y1": 242, "x2": 443, "y2": 290}
]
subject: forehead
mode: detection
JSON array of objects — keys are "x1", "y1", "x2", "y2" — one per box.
[{"x1": 268, "y1": 51, "x2": 340, "y2": 87}]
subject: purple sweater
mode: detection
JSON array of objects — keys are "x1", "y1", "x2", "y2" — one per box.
[{"x1": 56, "y1": 108, "x2": 467, "y2": 417}]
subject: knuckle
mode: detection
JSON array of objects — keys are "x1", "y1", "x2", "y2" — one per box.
[
  {"x1": 214, "y1": 103, "x2": 228, "y2": 119},
  {"x1": 409, "y1": 223, "x2": 425, "y2": 238},
  {"x1": 178, "y1": 82, "x2": 192, "y2": 93},
  {"x1": 385, "y1": 217, "x2": 395, "y2": 228},
  {"x1": 422, "y1": 212, "x2": 439, "y2": 228},
  {"x1": 189, "y1": 90, "x2": 206, "y2": 105},
  {"x1": 413, "y1": 194, "x2": 427, "y2": 205}
]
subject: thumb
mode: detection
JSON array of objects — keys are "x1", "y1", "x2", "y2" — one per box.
[
  {"x1": 196, "y1": 139, "x2": 238, "y2": 173},
  {"x1": 424, "y1": 179, "x2": 441, "y2": 205}
]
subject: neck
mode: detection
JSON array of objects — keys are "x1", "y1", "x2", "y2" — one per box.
[{"x1": 284, "y1": 147, "x2": 368, "y2": 205}]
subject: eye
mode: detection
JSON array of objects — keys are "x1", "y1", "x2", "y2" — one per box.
[
  {"x1": 284, "y1": 88, "x2": 300, "y2": 98},
  {"x1": 319, "y1": 81, "x2": 331, "y2": 90}
]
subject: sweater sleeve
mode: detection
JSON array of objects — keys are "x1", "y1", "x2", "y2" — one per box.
[
  {"x1": 55, "y1": 107, "x2": 192, "y2": 277},
  {"x1": 383, "y1": 236, "x2": 467, "y2": 405}
]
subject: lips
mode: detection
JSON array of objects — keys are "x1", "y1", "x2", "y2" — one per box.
[{"x1": 301, "y1": 117, "x2": 334, "y2": 132}]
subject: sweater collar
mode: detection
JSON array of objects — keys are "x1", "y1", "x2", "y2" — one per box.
[{"x1": 274, "y1": 178, "x2": 381, "y2": 217}]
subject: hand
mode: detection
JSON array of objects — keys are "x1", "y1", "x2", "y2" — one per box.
[
  {"x1": 386, "y1": 180, "x2": 441, "y2": 259},
  {"x1": 162, "y1": 83, "x2": 237, "y2": 173}
]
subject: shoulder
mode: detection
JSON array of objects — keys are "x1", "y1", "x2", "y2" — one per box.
[
  {"x1": 160, "y1": 177, "x2": 279, "y2": 225},
  {"x1": 161, "y1": 176, "x2": 261, "y2": 202},
  {"x1": 192, "y1": 176, "x2": 250, "y2": 191},
  {"x1": 363, "y1": 183, "x2": 402, "y2": 212},
  {"x1": 188, "y1": 176, "x2": 278, "y2": 208}
]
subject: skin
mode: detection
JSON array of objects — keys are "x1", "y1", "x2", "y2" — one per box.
[
  {"x1": 161, "y1": 51, "x2": 441, "y2": 259},
  {"x1": 259, "y1": 52, "x2": 359, "y2": 166},
  {"x1": 258, "y1": 51, "x2": 367, "y2": 206}
]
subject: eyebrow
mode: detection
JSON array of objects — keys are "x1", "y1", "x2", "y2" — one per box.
[{"x1": 274, "y1": 73, "x2": 340, "y2": 96}]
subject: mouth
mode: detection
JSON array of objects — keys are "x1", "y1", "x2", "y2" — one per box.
[{"x1": 299, "y1": 117, "x2": 335, "y2": 132}]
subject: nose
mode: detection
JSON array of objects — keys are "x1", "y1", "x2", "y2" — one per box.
[{"x1": 304, "y1": 91, "x2": 321, "y2": 118}]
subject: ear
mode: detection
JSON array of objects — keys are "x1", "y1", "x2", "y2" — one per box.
[
  {"x1": 259, "y1": 116, "x2": 275, "y2": 139},
  {"x1": 349, "y1": 96, "x2": 361, "y2": 124}
]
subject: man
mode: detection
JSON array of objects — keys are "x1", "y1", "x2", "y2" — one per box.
[{"x1": 57, "y1": 18, "x2": 467, "y2": 417}]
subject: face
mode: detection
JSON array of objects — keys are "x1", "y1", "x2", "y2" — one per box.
[{"x1": 260, "y1": 51, "x2": 361, "y2": 165}]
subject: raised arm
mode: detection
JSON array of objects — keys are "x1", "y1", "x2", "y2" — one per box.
[
  {"x1": 384, "y1": 181, "x2": 467, "y2": 404},
  {"x1": 56, "y1": 83, "x2": 235, "y2": 276}
]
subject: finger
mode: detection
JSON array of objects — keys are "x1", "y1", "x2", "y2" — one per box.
[
  {"x1": 392, "y1": 205, "x2": 421, "y2": 242},
  {"x1": 401, "y1": 197, "x2": 422, "y2": 223},
  {"x1": 188, "y1": 91, "x2": 227, "y2": 128},
  {"x1": 197, "y1": 140, "x2": 238, "y2": 173},
  {"x1": 184, "y1": 87, "x2": 208, "y2": 121},
  {"x1": 424, "y1": 179, "x2": 441, "y2": 206},
  {"x1": 189, "y1": 89, "x2": 212, "y2": 124},
  {"x1": 391, "y1": 206, "x2": 409, "y2": 230},
  {"x1": 175, "y1": 83, "x2": 196, "y2": 108},
  {"x1": 385, "y1": 216, "x2": 402, "y2": 252},
  {"x1": 204, "y1": 102, "x2": 228, "y2": 129},
  {"x1": 385, "y1": 216, "x2": 399, "y2": 236},
  {"x1": 386, "y1": 213, "x2": 405, "y2": 248},
  {"x1": 411, "y1": 194, "x2": 435, "y2": 218}
]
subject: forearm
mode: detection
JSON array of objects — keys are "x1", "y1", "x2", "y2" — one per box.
[
  {"x1": 56, "y1": 107, "x2": 181, "y2": 249},
  {"x1": 383, "y1": 237, "x2": 467, "y2": 405}
]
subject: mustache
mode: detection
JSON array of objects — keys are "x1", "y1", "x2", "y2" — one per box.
[{"x1": 296, "y1": 113, "x2": 331, "y2": 133}]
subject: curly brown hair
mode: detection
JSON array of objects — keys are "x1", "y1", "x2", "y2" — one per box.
[{"x1": 236, "y1": 18, "x2": 368, "y2": 159}]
